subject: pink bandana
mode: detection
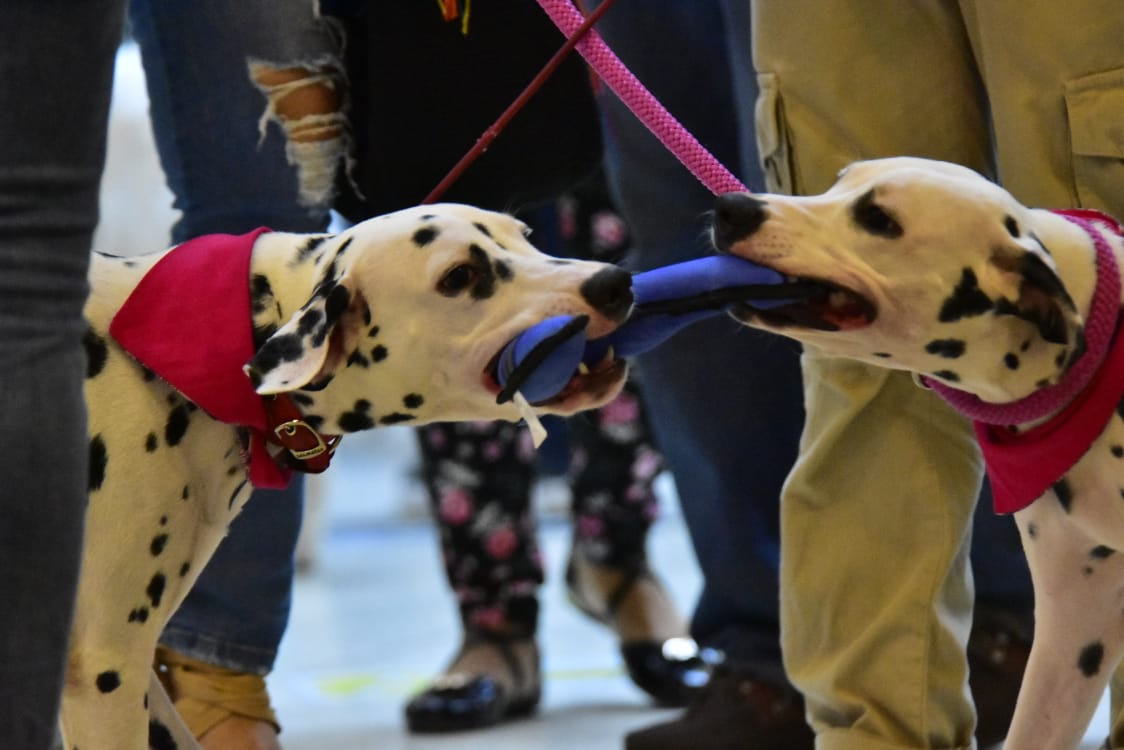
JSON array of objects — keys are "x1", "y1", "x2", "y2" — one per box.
[
  {"x1": 977, "y1": 321, "x2": 1124, "y2": 514},
  {"x1": 109, "y1": 228, "x2": 293, "y2": 489},
  {"x1": 927, "y1": 210, "x2": 1124, "y2": 514}
]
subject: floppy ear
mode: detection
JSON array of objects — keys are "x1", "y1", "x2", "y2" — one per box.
[
  {"x1": 990, "y1": 246, "x2": 1080, "y2": 346},
  {"x1": 245, "y1": 268, "x2": 370, "y2": 395}
]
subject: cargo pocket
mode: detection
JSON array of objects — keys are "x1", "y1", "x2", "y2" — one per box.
[
  {"x1": 755, "y1": 72, "x2": 795, "y2": 195},
  {"x1": 1064, "y1": 67, "x2": 1124, "y2": 209}
]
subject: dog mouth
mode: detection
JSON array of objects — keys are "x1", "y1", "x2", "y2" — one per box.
[
  {"x1": 731, "y1": 276, "x2": 877, "y2": 331},
  {"x1": 482, "y1": 333, "x2": 628, "y2": 408}
]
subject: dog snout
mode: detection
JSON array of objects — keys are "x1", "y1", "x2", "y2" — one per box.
[
  {"x1": 713, "y1": 192, "x2": 768, "y2": 252},
  {"x1": 580, "y1": 266, "x2": 633, "y2": 323}
]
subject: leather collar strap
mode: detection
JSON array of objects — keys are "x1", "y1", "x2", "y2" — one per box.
[{"x1": 109, "y1": 228, "x2": 341, "y2": 489}]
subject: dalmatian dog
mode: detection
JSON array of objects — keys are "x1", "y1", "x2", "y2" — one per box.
[
  {"x1": 712, "y1": 157, "x2": 1124, "y2": 750},
  {"x1": 66, "y1": 203, "x2": 633, "y2": 750}
]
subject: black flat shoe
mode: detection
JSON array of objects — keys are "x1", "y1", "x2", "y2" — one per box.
[
  {"x1": 621, "y1": 637, "x2": 722, "y2": 707},
  {"x1": 404, "y1": 638, "x2": 541, "y2": 733},
  {"x1": 566, "y1": 557, "x2": 716, "y2": 707}
]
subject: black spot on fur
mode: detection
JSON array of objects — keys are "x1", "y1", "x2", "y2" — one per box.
[
  {"x1": 368, "y1": 325, "x2": 380, "y2": 338},
  {"x1": 380, "y1": 412, "x2": 417, "y2": 425},
  {"x1": 403, "y1": 393, "x2": 424, "y2": 409},
  {"x1": 128, "y1": 607, "x2": 149, "y2": 623},
  {"x1": 1078, "y1": 642, "x2": 1105, "y2": 676},
  {"x1": 180, "y1": 562, "x2": 191, "y2": 577},
  {"x1": 1113, "y1": 445, "x2": 1124, "y2": 458},
  {"x1": 872, "y1": 352, "x2": 892, "y2": 358},
  {"x1": 1091, "y1": 546, "x2": 1116, "y2": 559},
  {"x1": 293, "y1": 235, "x2": 331, "y2": 265},
  {"x1": 182, "y1": 485, "x2": 190, "y2": 501},
  {"x1": 89, "y1": 435, "x2": 108, "y2": 492},
  {"x1": 549, "y1": 259, "x2": 572, "y2": 266},
  {"x1": 160, "y1": 515, "x2": 168, "y2": 526},
  {"x1": 469, "y1": 244, "x2": 497, "y2": 300},
  {"x1": 250, "y1": 274, "x2": 275, "y2": 315},
  {"x1": 347, "y1": 351, "x2": 370, "y2": 368},
  {"x1": 339, "y1": 400, "x2": 374, "y2": 432},
  {"x1": 297, "y1": 309, "x2": 322, "y2": 336},
  {"x1": 1054, "y1": 478, "x2": 1074, "y2": 513},
  {"x1": 494, "y1": 260, "x2": 513, "y2": 281},
  {"x1": 939, "y1": 268, "x2": 994, "y2": 322},
  {"x1": 165, "y1": 404, "x2": 191, "y2": 447},
  {"x1": 226, "y1": 466, "x2": 238, "y2": 477},
  {"x1": 252, "y1": 333, "x2": 304, "y2": 374},
  {"x1": 142, "y1": 366, "x2": 157, "y2": 382},
  {"x1": 1027, "y1": 522, "x2": 1038, "y2": 539},
  {"x1": 228, "y1": 479, "x2": 248, "y2": 510},
  {"x1": 1004, "y1": 353, "x2": 1020, "y2": 370},
  {"x1": 1021, "y1": 340, "x2": 1031, "y2": 352},
  {"x1": 925, "y1": 339, "x2": 966, "y2": 358},
  {"x1": 1004, "y1": 216, "x2": 1020, "y2": 238},
  {"x1": 474, "y1": 222, "x2": 492, "y2": 238},
  {"x1": 147, "y1": 573, "x2": 166, "y2": 608},
  {"x1": 96, "y1": 671, "x2": 120, "y2": 693},
  {"x1": 851, "y1": 189, "x2": 903, "y2": 238},
  {"x1": 84, "y1": 327, "x2": 108, "y2": 378},
  {"x1": 413, "y1": 226, "x2": 438, "y2": 247},
  {"x1": 371, "y1": 345, "x2": 388, "y2": 362},
  {"x1": 324, "y1": 285, "x2": 351, "y2": 327},
  {"x1": 291, "y1": 393, "x2": 315, "y2": 407},
  {"x1": 149, "y1": 720, "x2": 177, "y2": 750},
  {"x1": 150, "y1": 534, "x2": 168, "y2": 557},
  {"x1": 931, "y1": 370, "x2": 960, "y2": 382},
  {"x1": 145, "y1": 433, "x2": 158, "y2": 452}
]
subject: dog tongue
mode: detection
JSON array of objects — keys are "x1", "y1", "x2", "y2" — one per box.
[{"x1": 495, "y1": 255, "x2": 795, "y2": 405}]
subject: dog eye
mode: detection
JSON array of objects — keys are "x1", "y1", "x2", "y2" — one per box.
[
  {"x1": 438, "y1": 264, "x2": 478, "y2": 296},
  {"x1": 852, "y1": 192, "x2": 903, "y2": 238}
]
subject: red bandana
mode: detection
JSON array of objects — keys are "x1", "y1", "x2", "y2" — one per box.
[
  {"x1": 108, "y1": 228, "x2": 293, "y2": 489},
  {"x1": 977, "y1": 321, "x2": 1124, "y2": 514}
]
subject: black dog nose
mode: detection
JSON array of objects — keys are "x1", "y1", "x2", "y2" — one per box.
[
  {"x1": 713, "y1": 192, "x2": 768, "y2": 251},
  {"x1": 580, "y1": 266, "x2": 634, "y2": 323}
]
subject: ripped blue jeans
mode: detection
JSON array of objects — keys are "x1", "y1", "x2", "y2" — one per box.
[{"x1": 129, "y1": 0, "x2": 348, "y2": 674}]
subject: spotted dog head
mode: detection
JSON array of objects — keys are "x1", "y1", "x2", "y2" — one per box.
[
  {"x1": 712, "y1": 157, "x2": 1086, "y2": 404},
  {"x1": 244, "y1": 204, "x2": 632, "y2": 430}
]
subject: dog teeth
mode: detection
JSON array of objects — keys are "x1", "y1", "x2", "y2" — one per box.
[
  {"x1": 828, "y1": 290, "x2": 851, "y2": 308},
  {"x1": 578, "y1": 362, "x2": 590, "y2": 375}
]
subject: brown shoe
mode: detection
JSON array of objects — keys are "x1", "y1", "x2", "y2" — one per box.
[
  {"x1": 624, "y1": 665, "x2": 813, "y2": 750},
  {"x1": 968, "y1": 611, "x2": 1030, "y2": 748}
]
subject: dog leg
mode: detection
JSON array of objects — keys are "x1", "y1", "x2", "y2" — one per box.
[
  {"x1": 60, "y1": 648, "x2": 154, "y2": 750},
  {"x1": 148, "y1": 669, "x2": 203, "y2": 750},
  {"x1": 1003, "y1": 500, "x2": 1124, "y2": 750}
]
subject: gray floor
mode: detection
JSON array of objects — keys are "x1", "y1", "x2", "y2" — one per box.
[
  {"x1": 276, "y1": 430, "x2": 695, "y2": 750},
  {"x1": 99, "y1": 43, "x2": 1110, "y2": 750}
]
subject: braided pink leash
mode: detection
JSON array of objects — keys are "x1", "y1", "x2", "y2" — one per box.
[{"x1": 536, "y1": 0, "x2": 747, "y2": 196}]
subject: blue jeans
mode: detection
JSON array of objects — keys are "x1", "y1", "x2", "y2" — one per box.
[
  {"x1": 0, "y1": 2, "x2": 124, "y2": 747},
  {"x1": 130, "y1": 0, "x2": 344, "y2": 674},
  {"x1": 589, "y1": 0, "x2": 1031, "y2": 672}
]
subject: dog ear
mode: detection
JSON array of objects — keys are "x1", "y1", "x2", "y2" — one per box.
[
  {"x1": 989, "y1": 246, "x2": 1080, "y2": 346},
  {"x1": 244, "y1": 269, "x2": 370, "y2": 395}
]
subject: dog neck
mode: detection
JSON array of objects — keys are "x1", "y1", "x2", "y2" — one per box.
[{"x1": 924, "y1": 210, "x2": 1123, "y2": 425}]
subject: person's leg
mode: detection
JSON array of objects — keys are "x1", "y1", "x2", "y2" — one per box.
[
  {"x1": 406, "y1": 420, "x2": 543, "y2": 733},
  {"x1": 752, "y1": 2, "x2": 994, "y2": 748},
  {"x1": 589, "y1": 1, "x2": 809, "y2": 746},
  {"x1": 965, "y1": 4, "x2": 1124, "y2": 745},
  {"x1": 567, "y1": 381, "x2": 711, "y2": 707},
  {"x1": 0, "y1": 4, "x2": 124, "y2": 746},
  {"x1": 593, "y1": 0, "x2": 803, "y2": 679},
  {"x1": 128, "y1": 0, "x2": 344, "y2": 745}
]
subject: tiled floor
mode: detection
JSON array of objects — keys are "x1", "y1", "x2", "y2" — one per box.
[{"x1": 100, "y1": 42, "x2": 1111, "y2": 750}]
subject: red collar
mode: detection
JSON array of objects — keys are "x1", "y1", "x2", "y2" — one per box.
[
  {"x1": 924, "y1": 209, "x2": 1124, "y2": 513},
  {"x1": 109, "y1": 229, "x2": 340, "y2": 489}
]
